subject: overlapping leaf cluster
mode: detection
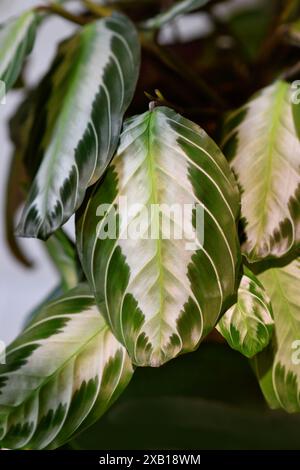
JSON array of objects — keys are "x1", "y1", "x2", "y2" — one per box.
[{"x1": 1, "y1": 0, "x2": 300, "y2": 449}]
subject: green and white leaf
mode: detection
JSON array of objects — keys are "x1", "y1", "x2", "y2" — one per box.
[
  {"x1": 23, "y1": 284, "x2": 64, "y2": 328},
  {"x1": 251, "y1": 343, "x2": 281, "y2": 411},
  {"x1": 45, "y1": 229, "x2": 80, "y2": 291},
  {"x1": 222, "y1": 80, "x2": 300, "y2": 263},
  {"x1": 16, "y1": 14, "x2": 140, "y2": 240},
  {"x1": 0, "y1": 10, "x2": 37, "y2": 91},
  {"x1": 217, "y1": 268, "x2": 274, "y2": 358},
  {"x1": 141, "y1": 0, "x2": 210, "y2": 30},
  {"x1": 0, "y1": 284, "x2": 133, "y2": 449},
  {"x1": 76, "y1": 106, "x2": 241, "y2": 367},
  {"x1": 253, "y1": 259, "x2": 300, "y2": 413}
]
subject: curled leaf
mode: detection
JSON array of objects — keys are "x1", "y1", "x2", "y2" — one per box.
[
  {"x1": 16, "y1": 14, "x2": 140, "y2": 240},
  {"x1": 217, "y1": 269, "x2": 274, "y2": 358}
]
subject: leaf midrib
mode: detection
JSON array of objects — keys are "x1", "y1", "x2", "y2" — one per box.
[
  {"x1": 40, "y1": 25, "x2": 97, "y2": 217},
  {"x1": 145, "y1": 110, "x2": 165, "y2": 347},
  {"x1": 256, "y1": 81, "x2": 288, "y2": 240},
  {"x1": 267, "y1": 268, "x2": 299, "y2": 351}
]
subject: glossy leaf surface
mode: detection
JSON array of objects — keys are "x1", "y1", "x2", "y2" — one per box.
[
  {"x1": 223, "y1": 81, "x2": 300, "y2": 263},
  {"x1": 0, "y1": 285, "x2": 133, "y2": 449},
  {"x1": 217, "y1": 268, "x2": 274, "y2": 358},
  {"x1": 254, "y1": 259, "x2": 300, "y2": 413},
  {"x1": 17, "y1": 14, "x2": 140, "y2": 240}
]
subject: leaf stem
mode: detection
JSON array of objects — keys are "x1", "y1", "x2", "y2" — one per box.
[
  {"x1": 83, "y1": 0, "x2": 114, "y2": 17},
  {"x1": 36, "y1": 3, "x2": 89, "y2": 25}
]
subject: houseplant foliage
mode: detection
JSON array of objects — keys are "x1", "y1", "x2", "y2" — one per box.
[{"x1": 1, "y1": 0, "x2": 300, "y2": 449}]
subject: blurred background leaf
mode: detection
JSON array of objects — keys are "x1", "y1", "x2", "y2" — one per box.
[{"x1": 45, "y1": 228, "x2": 82, "y2": 291}]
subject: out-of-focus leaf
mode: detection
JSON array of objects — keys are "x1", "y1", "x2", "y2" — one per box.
[
  {"x1": 222, "y1": 80, "x2": 300, "y2": 265},
  {"x1": 281, "y1": 0, "x2": 300, "y2": 23},
  {"x1": 220, "y1": 2, "x2": 274, "y2": 62},
  {"x1": 286, "y1": 18, "x2": 300, "y2": 46},
  {"x1": 4, "y1": 88, "x2": 40, "y2": 268},
  {"x1": 76, "y1": 106, "x2": 241, "y2": 367},
  {"x1": 254, "y1": 259, "x2": 300, "y2": 413},
  {"x1": 141, "y1": 0, "x2": 210, "y2": 30},
  {"x1": 16, "y1": 14, "x2": 140, "y2": 240},
  {"x1": 71, "y1": 342, "x2": 300, "y2": 450},
  {"x1": 45, "y1": 229, "x2": 80, "y2": 291},
  {"x1": 5, "y1": 149, "x2": 31, "y2": 267},
  {"x1": 90, "y1": 0, "x2": 160, "y2": 4},
  {"x1": 0, "y1": 284, "x2": 133, "y2": 449},
  {"x1": 217, "y1": 268, "x2": 274, "y2": 358},
  {"x1": 0, "y1": 10, "x2": 37, "y2": 91}
]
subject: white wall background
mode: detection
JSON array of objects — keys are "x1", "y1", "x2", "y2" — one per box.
[{"x1": 0, "y1": 1, "x2": 77, "y2": 344}]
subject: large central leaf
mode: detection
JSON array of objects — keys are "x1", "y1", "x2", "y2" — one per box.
[
  {"x1": 222, "y1": 80, "x2": 300, "y2": 263},
  {"x1": 76, "y1": 106, "x2": 241, "y2": 367},
  {"x1": 0, "y1": 284, "x2": 133, "y2": 450},
  {"x1": 16, "y1": 14, "x2": 140, "y2": 240}
]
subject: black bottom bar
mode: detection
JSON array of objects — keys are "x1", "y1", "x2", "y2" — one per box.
[{"x1": 0, "y1": 450, "x2": 299, "y2": 467}]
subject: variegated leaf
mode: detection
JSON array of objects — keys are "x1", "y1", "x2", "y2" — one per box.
[
  {"x1": 141, "y1": 0, "x2": 210, "y2": 30},
  {"x1": 217, "y1": 268, "x2": 274, "y2": 358},
  {"x1": 0, "y1": 284, "x2": 133, "y2": 449},
  {"x1": 76, "y1": 106, "x2": 241, "y2": 367},
  {"x1": 253, "y1": 259, "x2": 300, "y2": 413},
  {"x1": 251, "y1": 343, "x2": 281, "y2": 411},
  {"x1": 0, "y1": 10, "x2": 37, "y2": 91},
  {"x1": 222, "y1": 80, "x2": 300, "y2": 263},
  {"x1": 23, "y1": 284, "x2": 64, "y2": 328},
  {"x1": 45, "y1": 229, "x2": 80, "y2": 291},
  {"x1": 16, "y1": 14, "x2": 140, "y2": 240}
]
